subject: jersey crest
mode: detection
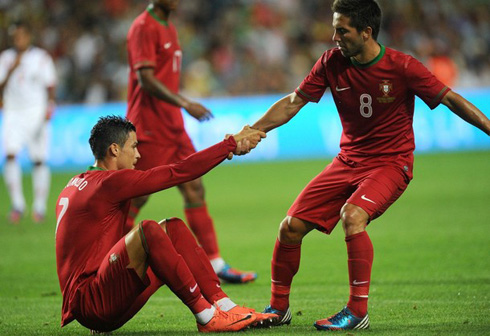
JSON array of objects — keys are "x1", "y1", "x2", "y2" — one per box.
[{"x1": 377, "y1": 80, "x2": 395, "y2": 103}]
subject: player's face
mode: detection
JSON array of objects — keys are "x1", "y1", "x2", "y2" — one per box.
[
  {"x1": 117, "y1": 131, "x2": 140, "y2": 170},
  {"x1": 152, "y1": 0, "x2": 180, "y2": 11},
  {"x1": 12, "y1": 27, "x2": 31, "y2": 52},
  {"x1": 332, "y1": 13, "x2": 364, "y2": 58}
]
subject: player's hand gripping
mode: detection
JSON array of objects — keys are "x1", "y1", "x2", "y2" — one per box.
[
  {"x1": 183, "y1": 101, "x2": 213, "y2": 122},
  {"x1": 226, "y1": 125, "x2": 266, "y2": 159}
]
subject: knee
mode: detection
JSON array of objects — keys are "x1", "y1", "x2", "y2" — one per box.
[
  {"x1": 340, "y1": 204, "x2": 369, "y2": 236},
  {"x1": 159, "y1": 217, "x2": 192, "y2": 242},
  {"x1": 179, "y1": 179, "x2": 205, "y2": 203},
  {"x1": 278, "y1": 216, "x2": 311, "y2": 244},
  {"x1": 132, "y1": 195, "x2": 150, "y2": 208}
]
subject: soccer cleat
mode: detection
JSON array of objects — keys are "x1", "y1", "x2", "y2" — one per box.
[
  {"x1": 228, "y1": 305, "x2": 280, "y2": 327},
  {"x1": 314, "y1": 306, "x2": 370, "y2": 330},
  {"x1": 257, "y1": 305, "x2": 292, "y2": 328},
  {"x1": 8, "y1": 209, "x2": 23, "y2": 224},
  {"x1": 217, "y1": 264, "x2": 257, "y2": 284},
  {"x1": 197, "y1": 307, "x2": 256, "y2": 333},
  {"x1": 32, "y1": 212, "x2": 46, "y2": 224}
]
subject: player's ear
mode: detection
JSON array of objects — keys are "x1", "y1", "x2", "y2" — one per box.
[
  {"x1": 108, "y1": 143, "x2": 119, "y2": 157},
  {"x1": 363, "y1": 27, "x2": 372, "y2": 41}
]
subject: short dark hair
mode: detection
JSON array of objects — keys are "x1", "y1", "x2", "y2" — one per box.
[
  {"x1": 9, "y1": 20, "x2": 32, "y2": 34},
  {"x1": 89, "y1": 115, "x2": 136, "y2": 160},
  {"x1": 332, "y1": 0, "x2": 382, "y2": 40}
]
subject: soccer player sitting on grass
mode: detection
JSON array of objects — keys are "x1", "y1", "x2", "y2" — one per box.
[
  {"x1": 251, "y1": 0, "x2": 490, "y2": 331},
  {"x1": 55, "y1": 116, "x2": 272, "y2": 333}
]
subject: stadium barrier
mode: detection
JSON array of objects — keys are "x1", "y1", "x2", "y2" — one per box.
[{"x1": 1, "y1": 88, "x2": 489, "y2": 171}]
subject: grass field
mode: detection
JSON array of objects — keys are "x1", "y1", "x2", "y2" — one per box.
[{"x1": 0, "y1": 151, "x2": 489, "y2": 335}]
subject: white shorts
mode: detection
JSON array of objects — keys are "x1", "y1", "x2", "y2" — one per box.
[{"x1": 1, "y1": 106, "x2": 50, "y2": 162}]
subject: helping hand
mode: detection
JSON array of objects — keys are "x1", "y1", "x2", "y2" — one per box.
[{"x1": 226, "y1": 125, "x2": 267, "y2": 159}]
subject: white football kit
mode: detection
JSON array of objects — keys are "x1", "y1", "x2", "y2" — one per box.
[{"x1": 0, "y1": 46, "x2": 56, "y2": 160}]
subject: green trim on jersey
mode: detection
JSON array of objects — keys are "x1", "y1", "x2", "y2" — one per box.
[
  {"x1": 430, "y1": 86, "x2": 449, "y2": 107},
  {"x1": 297, "y1": 87, "x2": 320, "y2": 102},
  {"x1": 147, "y1": 5, "x2": 169, "y2": 26},
  {"x1": 351, "y1": 44, "x2": 385, "y2": 69},
  {"x1": 88, "y1": 166, "x2": 106, "y2": 171}
]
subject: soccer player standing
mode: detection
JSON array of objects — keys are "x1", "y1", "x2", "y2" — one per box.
[
  {"x1": 55, "y1": 116, "x2": 269, "y2": 333},
  {"x1": 0, "y1": 21, "x2": 56, "y2": 223},
  {"x1": 125, "y1": 0, "x2": 257, "y2": 284},
  {"x1": 251, "y1": 0, "x2": 490, "y2": 330}
]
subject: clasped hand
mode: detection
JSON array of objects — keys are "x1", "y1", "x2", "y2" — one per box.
[{"x1": 226, "y1": 125, "x2": 266, "y2": 159}]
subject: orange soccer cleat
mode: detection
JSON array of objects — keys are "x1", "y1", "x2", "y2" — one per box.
[{"x1": 197, "y1": 307, "x2": 256, "y2": 333}]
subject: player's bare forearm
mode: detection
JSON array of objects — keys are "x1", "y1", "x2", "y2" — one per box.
[
  {"x1": 442, "y1": 91, "x2": 490, "y2": 136},
  {"x1": 137, "y1": 67, "x2": 212, "y2": 121},
  {"x1": 137, "y1": 67, "x2": 188, "y2": 107},
  {"x1": 252, "y1": 92, "x2": 306, "y2": 133}
]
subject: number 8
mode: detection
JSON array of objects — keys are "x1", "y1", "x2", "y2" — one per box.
[{"x1": 360, "y1": 93, "x2": 373, "y2": 118}]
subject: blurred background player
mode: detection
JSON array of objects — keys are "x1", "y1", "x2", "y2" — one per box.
[
  {"x1": 55, "y1": 116, "x2": 268, "y2": 333},
  {"x1": 0, "y1": 21, "x2": 57, "y2": 223},
  {"x1": 125, "y1": 0, "x2": 256, "y2": 283},
  {"x1": 250, "y1": 0, "x2": 490, "y2": 331}
]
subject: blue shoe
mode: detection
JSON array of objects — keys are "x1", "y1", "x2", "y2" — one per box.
[
  {"x1": 314, "y1": 307, "x2": 369, "y2": 330},
  {"x1": 217, "y1": 264, "x2": 257, "y2": 284},
  {"x1": 258, "y1": 305, "x2": 292, "y2": 328}
]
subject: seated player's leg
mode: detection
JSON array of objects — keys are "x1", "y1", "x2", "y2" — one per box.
[
  {"x1": 315, "y1": 164, "x2": 409, "y2": 330},
  {"x1": 134, "y1": 220, "x2": 257, "y2": 331},
  {"x1": 163, "y1": 217, "x2": 275, "y2": 326},
  {"x1": 74, "y1": 235, "x2": 153, "y2": 332},
  {"x1": 75, "y1": 221, "x2": 256, "y2": 333},
  {"x1": 179, "y1": 178, "x2": 257, "y2": 284}
]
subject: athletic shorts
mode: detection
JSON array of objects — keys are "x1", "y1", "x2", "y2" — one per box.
[
  {"x1": 1, "y1": 106, "x2": 50, "y2": 161},
  {"x1": 73, "y1": 237, "x2": 161, "y2": 332},
  {"x1": 135, "y1": 135, "x2": 196, "y2": 171},
  {"x1": 287, "y1": 155, "x2": 411, "y2": 234}
]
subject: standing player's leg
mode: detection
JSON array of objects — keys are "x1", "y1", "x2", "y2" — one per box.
[
  {"x1": 178, "y1": 178, "x2": 257, "y2": 284},
  {"x1": 28, "y1": 116, "x2": 51, "y2": 223},
  {"x1": 3, "y1": 154, "x2": 25, "y2": 222},
  {"x1": 314, "y1": 164, "x2": 409, "y2": 331},
  {"x1": 261, "y1": 216, "x2": 315, "y2": 327}
]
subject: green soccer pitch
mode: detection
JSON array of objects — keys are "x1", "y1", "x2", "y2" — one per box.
[{"x1": 0, "y1": 151, "x2": 489, "y2": 336}]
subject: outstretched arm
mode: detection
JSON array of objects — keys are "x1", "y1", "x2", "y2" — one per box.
[
  {"x1": 441, "y1": 90, "x2": 490, "y2": 136},
  {"x1": 110, "y1": 127, "x2": 266, "y2": 201},
  {"x1": 252, "y1": 92, "x2": 307, "y2": 133},
  {"x1": 137, "y1": 67, "x2": 212, "y2": 121}
]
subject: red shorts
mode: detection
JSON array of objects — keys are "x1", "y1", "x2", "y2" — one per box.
[
  {"x1": 288, "y1": 155, "x2": 411, "y2": 234},
  {"x1": 73, "y1": 238, "x2": 161, "y2": 332},
  {"x1": 135, "y1": 135, "x2": 196, "y2": 171}
]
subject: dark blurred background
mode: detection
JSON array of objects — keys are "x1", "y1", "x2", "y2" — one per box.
[{"x1": 1, "y1": 0, "x2": 489, "y2": 104}]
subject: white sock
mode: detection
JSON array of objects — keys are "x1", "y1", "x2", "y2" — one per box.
[
  {"x1": 195, "y1": 305, "x2": 216, "y2": 325},
  {"x1": 210, "y1": 257, "x2": 226, "y2": 273},
  {"x1": 32, "y1": 164, "x2": 50, "y2": 215},
  {"x1": 215, "y1": 297, "x2": 237, "y2": 312},
  {"x1": 3, "y1": 159, "x2": 25, "y2": 211}
]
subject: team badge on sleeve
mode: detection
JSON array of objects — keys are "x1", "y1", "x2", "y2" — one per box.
[
  {"x1": 109, "y1": 253, "x2": 120, "y2": 264},
  {"x1": 377, "y1": 80, "x2": 395, "y2": 103}
]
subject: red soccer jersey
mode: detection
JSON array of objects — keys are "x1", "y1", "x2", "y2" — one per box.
[
  {"x1": 295, "y1": 45, "x2": 450, "y2": 160},
  {"x1": 126, "y1": 7, "x2": 184, "y2": 143},
  {"x1": 55, "y1": 138, "x2": 236, "y2": 326}
]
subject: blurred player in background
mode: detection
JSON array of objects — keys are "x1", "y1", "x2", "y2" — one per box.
[
  {"x1": 55, "y1": 116, "x2": 270, "y2": 333},
  {"x1": 250, "y1": 0, "x2": 490, "y2": 330},
  {"x1": 125, "y1": 0, "x2": 257, "y2": 283},
  {"x1": 0, "y1": 21, "x2": 56, "y2": 224}
]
